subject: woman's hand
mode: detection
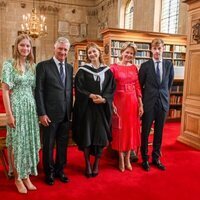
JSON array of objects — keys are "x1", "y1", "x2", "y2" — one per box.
[
  {"x1": 139, "y1": 104, "x2": 144, "y2": 117},
  {"x1": 112, "y1": 104, "x2": 117, "y2": 114},
  {"x1": 7, "y1": 114, "x2": 16, "y2": 128},
  {"x1": 92, "y1": 95, "x2": 106, "y2": 104},
  {"x1": 89, "y1": 93, "x2": 98, "y2": 100}
]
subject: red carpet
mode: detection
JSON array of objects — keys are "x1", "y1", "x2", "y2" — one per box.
[{"x1": 0, "y1": 122, "x2": 200, "y2": 200}]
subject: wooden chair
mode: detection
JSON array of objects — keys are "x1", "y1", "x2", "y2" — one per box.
[{"x1": 0, "y1": 113, "x2": 9, "y2": 179}]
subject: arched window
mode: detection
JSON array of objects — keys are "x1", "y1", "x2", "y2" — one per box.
[
  {"x1": 124, "y1": 0, "x2": 134, "y2": 29},
  {"x1": 161, "y1": 0, "x2": 180, "y2": 33}
]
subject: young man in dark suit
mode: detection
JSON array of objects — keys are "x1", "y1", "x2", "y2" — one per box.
[
  {"x1": 35, "y1": 37, "x2": 73, "y2": 185},
  {"x1": 139, "y1": 38, "x2": 174, "y2": 171}
]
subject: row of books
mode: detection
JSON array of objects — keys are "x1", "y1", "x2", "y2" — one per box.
[
  {"x1": 168, "y1": 109, "x2": 182, "y2": 118},
  {"x1": 111, "y1": 41, "x2": 132, "y2": 48},
  {"x1": 111, "y1": 49, "x2": 121, "y2": 57},
  {"x1": 135, "y1": 43, "x2": 150, "y2": 50},
  {"x1": 170, "y1": 85, "x2": 184, "y2": 92},
  {"x1": 136, "y1": 51, "x2": 151, "y2": 57},
  {"x1": 78, "y1": 50, "x2": 86, "y2": 56},
  {"x1": 135, "y1": 59, "x2": 149, "y2": 65},
  {"x1": 78, "y1": 55, "x2": 86, "y2": 60},
  {"x1": 174, "y1": 60, "x2": 185, "y2": 66},
  {"x1": 174, "y1": 52, "x2": 185, "y2": 59},
  {"x1": 164, "y1": 45, "x2": 172, "y2": 51},
  {"x1": 163, "y1": 52, "x2": 173, "y2": 58},
  {"x1": 170, "y1": 95, "x2": 183, "y2": 104},
  {"x1": 174, "y1": 45, "x2": 186, "y2": 52}
]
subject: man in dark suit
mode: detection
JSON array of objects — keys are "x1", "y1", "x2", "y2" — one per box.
[
  {"x1": 35, "y1": 37, "x2": 73, "y2": 185},
  {"x1": 139, "y1": 38, "x2": 174, "y2": 171}
]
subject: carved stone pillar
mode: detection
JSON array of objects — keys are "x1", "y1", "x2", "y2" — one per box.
[{"x1": 178, "y1": 0, "x2": 200, "y2": 149}]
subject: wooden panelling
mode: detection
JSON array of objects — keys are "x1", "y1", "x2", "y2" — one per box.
[{"x1": 188, "y1": 51, "x2": 200, "y2": 96}]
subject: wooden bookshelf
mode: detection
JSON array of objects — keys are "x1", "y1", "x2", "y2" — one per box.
[
  {"x1": 167, "y1": 79, "x2": 183, "y2": 122},
  {"x1": 100, "y1": 28, "x2": 186, "y2": 79},
  {"x1": 72, "y1": 39, "x2": 103, "y2": 73},
  {"x1": 100, "y1": 28, "x2": 187, "y2": 122}
]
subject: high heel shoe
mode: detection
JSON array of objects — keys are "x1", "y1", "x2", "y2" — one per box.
[
  {"x1": 119, "y1": 152, "x2": 125, "y2": 172},
  {"x1": 15, "y1": 179, "x2": 27, "y2": 194},
  {"x1": 125, "y1": 151, "x2": 132, "y2": 171},
  {"x1": 23, "y1": 177, "x2": 37, "y2": 190}
]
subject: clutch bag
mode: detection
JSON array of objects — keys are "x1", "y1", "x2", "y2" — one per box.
[{"x1": 112, "y1": 112, "x2": 122, "y2": 129}]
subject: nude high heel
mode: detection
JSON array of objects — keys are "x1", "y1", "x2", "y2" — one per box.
[
  {"x1": 15, "y1": 179, "x2": 27, "y2": 194},
  {"x1": 125, "y1": 151, "x2": 132, "y2": 171},
  {"x1": 119, "y1": 152, "x2": 125, "y2": 172},
  {"x1": 23, "y1": 177, "x2": 37, "y2": 190}
]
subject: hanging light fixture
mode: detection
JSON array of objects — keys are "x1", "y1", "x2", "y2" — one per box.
[{"x1": 21, "y1": 0, "x2": 47, "y2": 39}]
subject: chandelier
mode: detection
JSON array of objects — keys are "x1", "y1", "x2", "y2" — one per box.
[{"x1": 21, "y1": 0, "x2": 47, "y2": 39}]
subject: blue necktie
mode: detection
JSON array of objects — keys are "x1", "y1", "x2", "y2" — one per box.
[
  {"x1": 156, "y1": 61, "x2": 161, "y2": 83},
  {"x1": 59, "y1": 63, "x2": 65, "y2": 86}
]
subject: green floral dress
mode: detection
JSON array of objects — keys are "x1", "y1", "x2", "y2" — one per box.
[{"x1": 1, "y1": 59, "x2": 41, "y2": 179}]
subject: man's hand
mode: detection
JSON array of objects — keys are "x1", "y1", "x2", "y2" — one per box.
[{"x1": 39, "y1": 115, "x2": 51, "y2": 126}]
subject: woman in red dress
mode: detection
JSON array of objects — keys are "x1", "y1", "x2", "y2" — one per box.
[{"x1": 110, "y1": 42, "x2": 143, "y2": 172}]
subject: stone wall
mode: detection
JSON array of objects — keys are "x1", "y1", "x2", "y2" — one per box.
[{"x1": 0, "y1": 0, "x2": 187, "y2": 73}]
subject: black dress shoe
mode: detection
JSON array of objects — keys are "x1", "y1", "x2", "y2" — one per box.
[
  {"x1": 142, "y1": 161, "x2": 150, "y2": 171},
  {"x1": 152, "y1": 160, "x2": 166, "y2": 170},
  {"x1": 85, "y1": 172, "x2": 92, "y2": 178},
  {"x1": 56, "y1": 172, "x2": 69, "y2": 183},
  {"x1": 92, "y1": 172, "x2": 99, "y2": 177},
  {"x1": 45, "y1": 174, "x2": 55, "y2": 185}
]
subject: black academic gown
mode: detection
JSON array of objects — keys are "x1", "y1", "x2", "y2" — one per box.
[{"x1": 72, "y1": 64, "x2": 116, "y2": 156}]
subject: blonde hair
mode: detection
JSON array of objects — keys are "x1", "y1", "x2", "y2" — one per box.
[
  {"x1": 151, "y1": 38, "x2": 164, "y2": 47},
  {"x1": 85, "y1": 42, "x2": 104, "y2": 64},
  {"x1": 119, "y1": 42, "x2": 137, "y2": 61},
  {"x1": 13, "y1": 34, "x2": 34, "y2": 73}
]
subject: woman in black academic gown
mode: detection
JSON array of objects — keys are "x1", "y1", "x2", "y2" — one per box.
[{"x1": 72, "y1": 42, "x2": 116, "y2": 177}]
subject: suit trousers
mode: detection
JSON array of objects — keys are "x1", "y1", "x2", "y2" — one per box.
[
  {"x1": 141, "y1": 98, "x2": 167, "y2": 161},
  {"x1": 42, "y1": 121, "x2": 70, "y2": 176}
]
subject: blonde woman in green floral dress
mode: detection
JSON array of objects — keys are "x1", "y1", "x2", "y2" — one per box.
[{"x1": 1, "y1": 34, "x2": 40, "y2": 194}]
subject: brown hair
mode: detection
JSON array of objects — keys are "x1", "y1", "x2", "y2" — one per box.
[
  {"x1": 85, "y1": 42, "x2": 104, "y2": 64},
  {"x1": 151, "y1": 38, "x2": 164, "y2": 47},
  {"x1": 119, "y1": 42, "x2": 137, "y2": 61},
  {"x1": 13, "y1": 34, "x2": 34, "y2": 73}
]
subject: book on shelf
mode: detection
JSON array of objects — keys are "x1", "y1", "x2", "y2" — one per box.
[
  {"x1": 174, "y1": 45, "x2": 186, "y2": 52},
  {"x1": 170, "y1": 85, "x2": 183, "y2": 93},
  {"x1": 168, "y1": 109, "x2": 182, "y2": 118},
  {"x1": 170, "y1": 95, "x2": 183, "y2": 104},
  {"x1": 136, "y1": 51, "x2": 150, "y2": 57},
  {"x1": 164, "y1": 44, "x2": 172, "y2": 51},
  {"x1": 135, "y1": 43, "x2": 150, "y2": 50}
]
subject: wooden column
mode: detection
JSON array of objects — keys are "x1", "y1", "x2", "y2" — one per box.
[{"x1": 178, "y1": 0, "x2": 200, "y2": 149}]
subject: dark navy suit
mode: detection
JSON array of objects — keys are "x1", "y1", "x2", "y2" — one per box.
[
  {"x1": 35, "y1": 58, "x2": 73, "y2": 176},
  {"x1": 139, "y1": 59, "x2": 174, "y2": 161}
]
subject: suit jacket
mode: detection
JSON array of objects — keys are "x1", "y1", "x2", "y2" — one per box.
[
  {"x1": 139, "y1": 59, "x2": 174, "y2": 112},
  {"x1": 35, "y1": 58, "x2": 73, "y2": 122}
]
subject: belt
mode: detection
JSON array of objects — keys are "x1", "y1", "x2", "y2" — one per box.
[{"x1": 116, "y1": 83, "x2": 135, "y2": 92}]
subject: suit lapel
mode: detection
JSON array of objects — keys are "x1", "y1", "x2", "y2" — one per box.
[
  {"x1": 64, "y1": 63, "x2": 68, "y2": 88},
  {"x1": 161, "y1": 60, "x2": 166, "y2": 84},
  {"x1": 150, "y1": 59, "x2": 159, "y2": 85},
  {"x1": 50, "y1": 58, "x2": 64, "y2": 87}
]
